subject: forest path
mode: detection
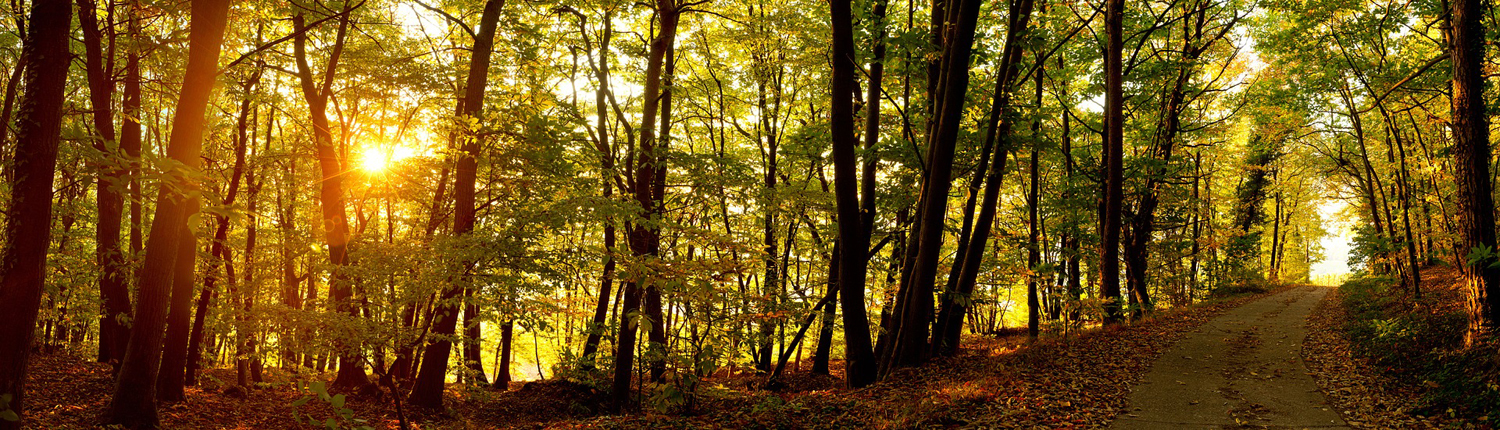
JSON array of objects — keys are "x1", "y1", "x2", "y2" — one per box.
[{"x1": 1111, "y1": 285, "x2": 1349, "y2": 429}]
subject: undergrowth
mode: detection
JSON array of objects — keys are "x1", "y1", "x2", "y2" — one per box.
[{"x1": 1339, "y1": 273, "x2": 1500, "y2": 419}]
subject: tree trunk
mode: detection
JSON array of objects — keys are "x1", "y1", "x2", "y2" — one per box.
[
  {"x1": 497, "y1": 320, "x2": 513, "y2": 387},
  {"x1": 579, "y1": 11, "x2": 616, "y2": 370},
  {"x1": 187, "y1": 71, "x2": 258, "y2": 386},
  {"x1": 123, "y1": 1, "x2": 143, "y2": 296},
  {"x1": 1388, "y1": 118, "x2": 1422, "y2": 297},
  {"x1": 408, "y1": 0, "x2": 503, "y2": 408},
  {"x1": 611, "y1": 0, "x2": 678, "y2": 410},
  {"x1": 1099, "y1": 0, "x2": 1125, "y2": 324},
  {"x1": 881, "y1": 0, "x2": 985, "y2": 372},
  {"x1": 1450, "y1": 0, "x2": 1499, "y2": 345},
  {"x1": 463, "y1": 298, "x2": 487, "y2": 385},
  {"x1": 1027, "y1": 63, "x2": 1042, "y2": 339},
  {"x1": 290, "y1": 6, "x2": 372, "y2": 389},
  {"x1": 811, "y1": 244, "x2": 839, "y2": 375},
  {"x1": 929, "y1": 0, "x2": 1035, "y2": 356},
  {"x1": 157, "y1": 211, "x2": 201, "y2": 402},
  {"x1": 645, "y1": 43, "x2": 676, "y2": 383},
  {"x1": 79, "y1": 0, "x2": 132, "y2": 368},
  {"x1": 830, "y1": 0, "x2": 879, "y2": 388},
  {"x1": 107, "y1": 0, "x2": 228, "y2": 424},
  {"x1": 239, "y1": 146, "x2": 262, "y2": 386},
  {"x1": 0, "y1": 0, "x2": 69, "y2": 425},
  {"x1": 1189, "y1": 151, "x2": 1203, "y2": 302},
  {"x1": 279, "y1": 156, "x2": 303, "y2": 370}
]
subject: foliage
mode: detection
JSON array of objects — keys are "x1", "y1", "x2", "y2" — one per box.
[
  {"x1": 290, "y1": 381, "x2": 374, "y2": 430},
  {"x1": 1339, "y1": 275, "x2": 1500, "y2": 419}
]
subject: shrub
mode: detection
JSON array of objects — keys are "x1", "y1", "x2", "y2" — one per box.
[{"x1": 1337, "y1": 276, "x2": 1500, "y2": 418}]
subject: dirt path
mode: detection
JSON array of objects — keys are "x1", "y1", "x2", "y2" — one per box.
[{"x1": 1111, "y1": 285, "x2": 1349, "y2": 429}]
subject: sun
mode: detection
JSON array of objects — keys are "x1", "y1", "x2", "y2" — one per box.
[
  {"x1": 360, "y1": 150, "x2": 391, "y2": 172},
  {"x1": 358, "y1": 145, "x2": 417, "y2": 173}
]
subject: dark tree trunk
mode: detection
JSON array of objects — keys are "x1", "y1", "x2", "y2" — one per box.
[
  {"x1": 611, "y1": 0, "x2": 678, "y2": 410},
  {"x1": 123, "y1": 5, "x2": 143, "y2": 291},
  {"x1": 496, "y1": 320, "x2": 513, "y2": 387},
  {"x1": 1099, "y1": 0, "x2": 1125, "y2": 325},
  {"x1": 79, "y1": 0, "x2": 132, "y2": 368},
  {"x1": 239, "y1": 146, "x2": 262, "y2": 387},
  {"x1": 811, "y1": 244, "x2": 839, "y2": 375},
  {"x1": 1027, "y1": 63, "x2": 1042, "y2": 339},
  {"x1": 930, "y1": 0, "x2": 1035, "y2": 356},
  {"x1": 187, "y1": 71, "x2": 258, "y2": 386},
  {"x1": 408, "y1": 0, "x2": 503, "y2": 408},
  {"x1": 0, "y1": 0, "x2": 70, "y2": 425},
  {"x1": 279, "y1": 156, "x2": 304, "y2": 370},
  {"x1": 107, "y1": 0, "x2": 228, "y2": 424},
  {"x1": 1189, "y1": 151, "x2": 1203, "y2": 302},
  {"x1": 881, "y1": 0, "x2": 985, "y2": 372},
  {"x1": 645, "y1": 44, "x2": 676, "y2": 383},
  {"x1": 579, "y1": 12, "x2": 616, "y2": 370},
  {"x1": 291, "y1": 6, "x2": 369, "y2": 389},
  {"x1": 1450, "y1": 0, "x2": 1499, "y2": 345},
  {"x1": 463, "y1": 299, "x2": 487, "y2": 385},
  {"x1": 157, "y1": 211, "x2": 200, "y2": 402},
  {"x1": 830, "y1": 0, "x2": 880, "y2": 387},
  {"x1": 1386, "y1": 116, "x2": 1422, "y2": 297}
]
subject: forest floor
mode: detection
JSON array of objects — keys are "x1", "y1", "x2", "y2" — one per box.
[
  {"x1": 452, "y1": 286, "x2": 1291, "y2": 429},
  {"x1": 1111, "y1": 285, "x2": 1346, "y2": 429},
  {"x1": 1304, "y1": 266, "x2": 1494, "y2": 429},
  {"x1": 24, "y1": 285, "x2": 1295, "y2": 429}
]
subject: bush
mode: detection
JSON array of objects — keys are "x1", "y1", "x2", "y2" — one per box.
[
  {"x1": 1338, "y1": 276, "x2": 1500, "y2": 418},
  {"x1": 1209, "y1": 279, "x2": 1270, "y2": 299}
]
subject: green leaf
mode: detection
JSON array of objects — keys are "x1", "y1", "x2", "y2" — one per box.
[
  {"x1": 331, "y1": 394, "x2": 345, "y2": 409},
  {"x1": 324, "y1": 417, "x2": 337, "y2": 429},
  {"x1": 1, "y1": 410, "x2": 18, "y2": 422},
  {"x1": 292, "y1": 396, "x2": 312, "y2": 408}
]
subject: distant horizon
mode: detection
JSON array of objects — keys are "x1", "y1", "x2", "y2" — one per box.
[{"x1": 1309, "y1": 199, "x2": 1353, "y2": 285}]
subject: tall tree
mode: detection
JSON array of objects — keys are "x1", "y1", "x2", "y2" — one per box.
[
  {"x1": 612, "y1": 0, "x2": 679, "y2": 408},
  {"x1": 829, "y1": 0, "x2": 877, "y2": 388},
  {"x1": 106, "y1": 0, "x2": 231, "y2": 425},
  {"x1": 930, "y1": 0, "x2": 1035, "y2": 356},
  {"x1": 186, "y1": 69, "x2": 260, "y2": 387},
  {"x1": 409, "y1": 0, "x2": 504, "y2": 409},
  {"x1": 0, "y1": 0, "x2": 71, "y2": 426},
  {"x1": 577, "y1": 9, "x2": 616, "y2": 371},
  {"x1": 78, "y1": 0, "x2": 133, "y2": 368},
  {"x1": 880, "y1": 0, "x2": 984, "y2": 372},
  {"x1": 1098, "y1": 0, "x2": 1125, "y2": 324},
  {"x1": 1449, "y1": 0, "x2": 1498, "y2": 345},
  {"x1": 291, "y1": 4, "x2": 368, "y2": 389}
]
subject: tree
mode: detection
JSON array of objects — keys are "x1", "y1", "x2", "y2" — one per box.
[
  {"x1": 1098, "y1": 0, "x2": 1125, "y2": 325},
  {"x1": 829, "y1": 0, "x2": 877, "y2": 388},
  {"x1": 409, "y1": 0, "x2": 504, "y2": 410},
  {"x1": 880, "y1": 0, "x2": 985, "y2": 373},
  {"x1": 77, "y1": 0, "x2": 133, "y2": 368},
  {"x1": 106, "y1": 0, "x2": 231, "y2": 425},
  {"x1": 291, "y1": 3, "x2": 368, "y2": 389},
  {"x1": 0, "y1": 0, "x2": 71, "y2": 426},
  {"x1": 1449, "y1": 0, "x2": 1498, "y2": 345},
  {"x1": 930, "y1": 0, "x2": 1036, "y2": 356},
  {"x1": 612, "y1": 0, "x2": 679, "y2": 409}
]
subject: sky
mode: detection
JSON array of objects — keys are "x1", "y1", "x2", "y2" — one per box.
[{"x1": 1309, "y1": 200, "x2": 1354, "y2": 285}]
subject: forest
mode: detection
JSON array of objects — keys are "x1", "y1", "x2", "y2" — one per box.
[{"x1": 0, "y1": 0, "x2": 1495, "y2": 427}]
